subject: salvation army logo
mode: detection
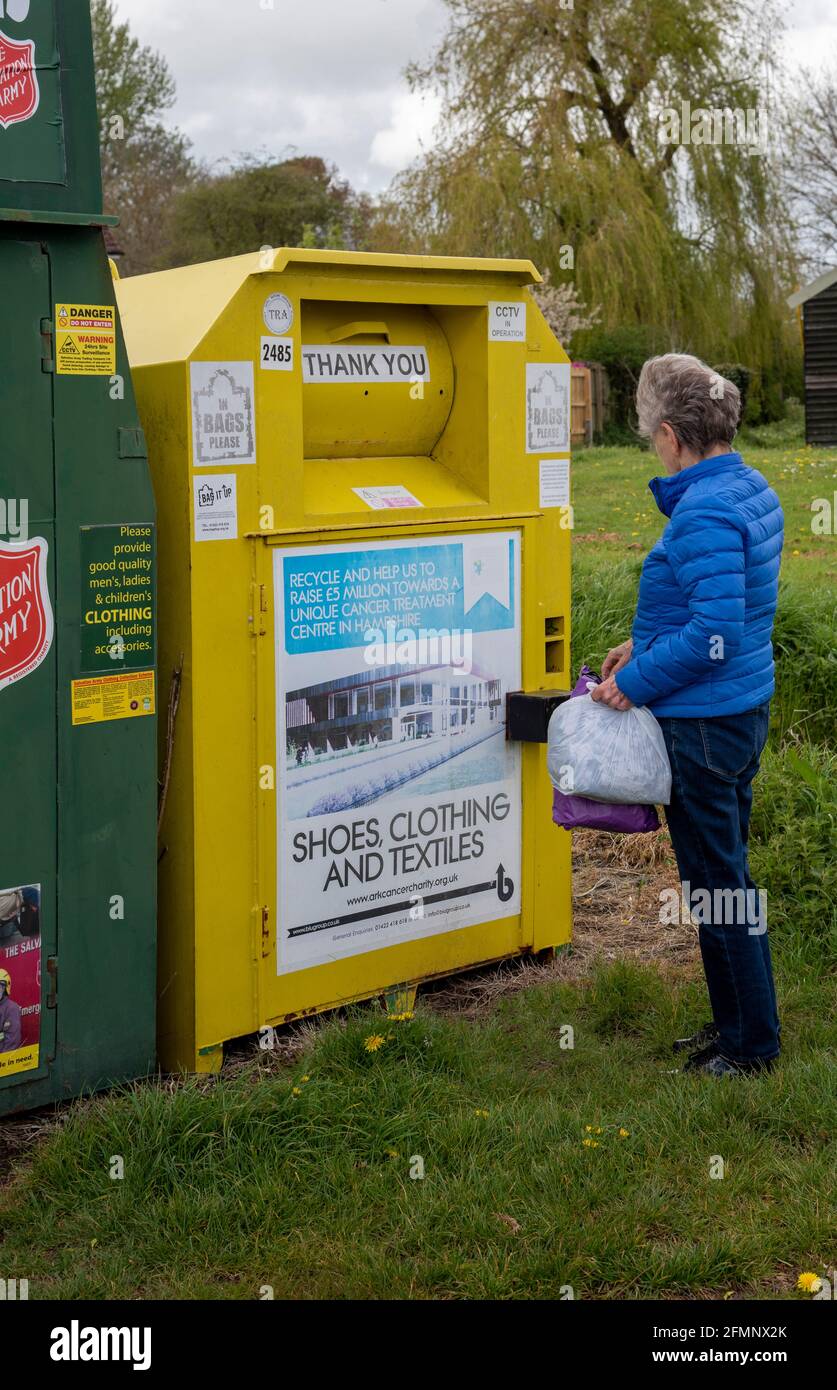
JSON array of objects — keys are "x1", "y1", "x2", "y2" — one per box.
[
  {"x1": 0, "y1": 22, "x2": 39, "y2": 131},
  {"x1": 0, "y1": 538, "x2": 54, "y2": 693}
]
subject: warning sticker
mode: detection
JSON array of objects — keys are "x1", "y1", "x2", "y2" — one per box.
[
  {"x1": 71, "y1": 670, "x2": 155, "y2": 727},
  {"x1": 55, "y1": 303, "x2": 116, "y2": 377}
]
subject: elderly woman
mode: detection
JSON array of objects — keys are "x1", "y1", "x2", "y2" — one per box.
[{"x1": 592, "y1": 354, "x2": 783, "y2": 1076}]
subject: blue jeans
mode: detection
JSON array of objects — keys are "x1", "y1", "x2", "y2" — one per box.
[{"x1": 655, "y1": 702, "x2": 780, "y2": 1063}]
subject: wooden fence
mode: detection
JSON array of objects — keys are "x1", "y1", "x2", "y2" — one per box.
[{"x1": 571, "y1": 362, "x2": 610, "y2": 446}]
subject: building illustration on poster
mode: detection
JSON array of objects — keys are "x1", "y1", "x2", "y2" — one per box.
[
  {"x1": 0, "y1": 883, "x2": 42, "y2": 1079},
  {"x1": 275, "y1": 532, "x2": 522, "y2": 974}
]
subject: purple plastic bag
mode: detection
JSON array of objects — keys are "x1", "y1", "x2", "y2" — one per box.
[{"x1": 551, "y1": 665, "x2": 661, "y2": 834}]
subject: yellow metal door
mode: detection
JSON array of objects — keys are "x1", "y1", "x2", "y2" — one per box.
[{"x1": 255, "y1": 513, "x2": 561, "y2": 1028}]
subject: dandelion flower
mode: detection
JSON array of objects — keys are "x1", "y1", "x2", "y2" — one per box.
[
  {"x1": 619, "y1": 1128, "x2": 630, "y2": 1138},
  {"x1": 292, "y1": 1086, "x2": 302, "y2": 1097},
  {"x1": 797, "y1": 1271, "x2": 823, "y2": 1294},
  {"x1": 301, "y1": 1074, "x2": 310, "y2": 1083},
  {"x1": 364, "y1": 1034, "x2": 386, "y2": 1053},
  {"x1": 475, "y1": 1108, "x2": 490, "y2": 1118},
  {"x1": 582, "y1": 1138, "x2": 600, "y2": 1148}
]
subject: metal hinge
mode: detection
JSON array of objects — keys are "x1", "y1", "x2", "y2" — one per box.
[
  {"x1": 46, "y1": 956, "x2": 57, "y2": 1009},
  {"x1": 118, "y1": 426, "x2": 148, "y2": 459},
  {"x1": 260, "y1": 905, "x2": 271, "y2": 958},
  {"x1": 250, "y1": 583, "x2": 268, "y2": 636},
  {"x1": 40, "y1": 318, "x2": 54, "y2": 373}
]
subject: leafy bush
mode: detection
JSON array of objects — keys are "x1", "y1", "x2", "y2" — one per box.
[
  {"x1": 713, "y1": 362, "x2": 753, "y2": 419},
  {"x1": 572, "y1": 325, "x2": 662, "y2": 429},
  {"x1": 738, "y1": 399, "x2": 805, "y2": 449}
]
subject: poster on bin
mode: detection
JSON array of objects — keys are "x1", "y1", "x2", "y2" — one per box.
[
  {"x1": 274, "y1": 532, "x2": 522, "y2": 974},
  {"x1": 0, "y1": 884, "x2": 42, "y2": 1080}
]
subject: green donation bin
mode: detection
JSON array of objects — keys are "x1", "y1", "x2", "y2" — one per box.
[{"x1": 0, "y1": 0, "x2": 157, "y2": 1115}]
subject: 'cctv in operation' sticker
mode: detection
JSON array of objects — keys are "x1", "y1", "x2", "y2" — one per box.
[
  {"x1": 0, "y1": 538, "x2": 54, "y2": 693},
  {"x1": 263, "y1": 293, "x2": 294, "y2": 336}
]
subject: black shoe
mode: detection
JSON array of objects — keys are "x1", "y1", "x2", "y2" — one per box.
[
  {"x1": 672, "y1": 1021, "x2": 718, "y2": 1054},
  {"x1": 682, "y1": 1044, "x2": 774, "y2": 1077}
]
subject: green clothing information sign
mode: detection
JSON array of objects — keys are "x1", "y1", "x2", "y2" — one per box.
[{"x1": 79, "y1": 524, "x2": 156, "y2": 673}]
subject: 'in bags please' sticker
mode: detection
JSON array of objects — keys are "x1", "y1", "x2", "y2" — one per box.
[
  {"x1": 526, "y1": 363, "x2": 571, "y2": 454},
  {"x1": 191, "y1": 362, "x2": 256, "y2": 466}
]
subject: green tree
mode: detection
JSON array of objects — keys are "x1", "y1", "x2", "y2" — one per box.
[
  {"x1": 381, "y1": 0, "x2": 799, "y2": 416},
  {"x1": 164, "y1": 155, "x2": 374, "y2": 266},
  {"x1": 91, "y1": 0, "x2": 194, "y2": 274}
]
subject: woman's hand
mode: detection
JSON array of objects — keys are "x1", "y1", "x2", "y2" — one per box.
[
  {"x1": 601, "y1": 638, "x2": 633, "y2": 679},
  {"x1": 591, "y1": 676, "x2": 633, "y2": 711}
]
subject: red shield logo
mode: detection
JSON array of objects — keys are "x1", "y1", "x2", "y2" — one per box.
[
  {"x1": 0, "y1": 539, "x2": 53, "y2": 693},
  {"x1": 0, "y1": 30, "x2": 39, "y2": 131}
]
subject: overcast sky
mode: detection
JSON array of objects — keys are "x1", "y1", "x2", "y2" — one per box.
[{"x1": 113, "y1": 0, "x2": 837, "y2": 194}]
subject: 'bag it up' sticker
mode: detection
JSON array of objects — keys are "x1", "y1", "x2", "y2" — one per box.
[{"x1": 0, "y1": 538, "x2": 54, "y2": 693}]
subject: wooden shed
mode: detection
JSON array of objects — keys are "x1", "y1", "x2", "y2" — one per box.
[
  {"x1": 788, "y1": 267, "x2": 837, "y2": 446},
  {"x1": 571, "y1": 362, "x2": 610, "y2": 446}
]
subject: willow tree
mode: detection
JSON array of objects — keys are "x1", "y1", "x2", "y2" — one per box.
[
  {"x1": 783, "y1": 64, "x2": 837, "y2": 275},
  {"x1": 381, "y1": 0, "x2": 798, "y2": 401}
]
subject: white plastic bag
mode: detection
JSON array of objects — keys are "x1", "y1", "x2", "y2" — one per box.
[{"x1": 547, "y1": 694, "x2": 672, "y2": 805}]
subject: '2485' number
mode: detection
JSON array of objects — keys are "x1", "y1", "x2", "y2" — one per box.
[{"x1": 262, "y1": 341, "x2": 292, "y2": 366}]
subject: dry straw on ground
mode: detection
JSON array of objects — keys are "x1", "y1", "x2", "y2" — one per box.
[
  {"x1": 0, "y1": 829, "x2": 700, "y2": 1159},
  {"x1": 423, "y1": 827, "x2": 700, "y2": 1018}
]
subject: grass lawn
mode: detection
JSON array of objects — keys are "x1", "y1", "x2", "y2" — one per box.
[{"x1": 1, "y1": 427, "x2": 835, "y2": 1301}]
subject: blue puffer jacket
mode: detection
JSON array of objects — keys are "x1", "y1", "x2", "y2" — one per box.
[{"x1": 615, "y1": 452, "x2": 784, "y2": 717}]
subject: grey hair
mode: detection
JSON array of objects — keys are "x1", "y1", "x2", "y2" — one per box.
[{"x1": 636, "y1": 353, "x2": 741, "y2": 454}]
